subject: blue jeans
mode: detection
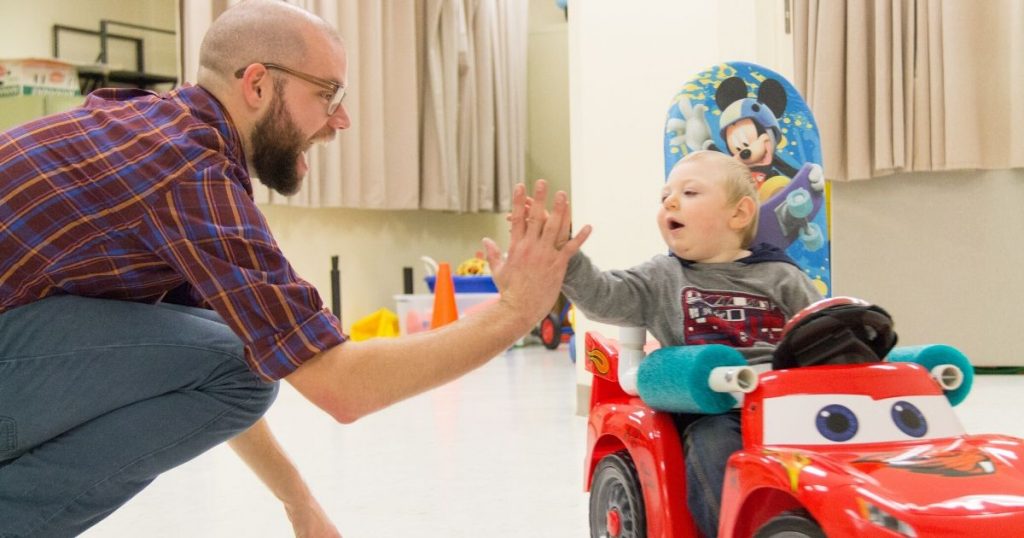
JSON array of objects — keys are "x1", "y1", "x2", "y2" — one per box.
[
  {"x1": 0, "y1": 296, "x2": 278, "y2": 537},
  {"x1": 681, "y1": 411, "x2": 743, "y2": 538}
]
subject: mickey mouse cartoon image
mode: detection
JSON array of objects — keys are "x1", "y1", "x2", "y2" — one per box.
[
  {"x1": 665, "y1": 74, "x2": 827, "y2": 253},
  {"x1": 714, "y1": 76, "x2": 799, "y2": 187},
  {"x1": 714, "y1": 76, "x2": 827, "y2": 252}
]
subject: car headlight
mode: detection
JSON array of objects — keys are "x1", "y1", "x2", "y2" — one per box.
[{"x1": 857, "y1": 498, "x2": 917, "y2": 537}]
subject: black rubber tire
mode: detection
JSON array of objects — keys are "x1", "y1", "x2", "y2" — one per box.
[
  {"x1": 540, "y1": 314, "x2": 561, "y2": 349},
  {"x1": 589, "y1": 451, "x2": 646, "y2": 538},
  {"x1": 753, "y1": 510, "x2": 825, "y2": 538}
]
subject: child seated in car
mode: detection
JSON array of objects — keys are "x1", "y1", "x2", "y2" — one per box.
[{"x1": 562, "y1": 149, "x2": 822, "y2": 537}]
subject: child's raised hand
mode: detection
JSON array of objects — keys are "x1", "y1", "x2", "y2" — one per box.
[{"x1": 483, "y1": 180, "x2": 591, "y2": 324}]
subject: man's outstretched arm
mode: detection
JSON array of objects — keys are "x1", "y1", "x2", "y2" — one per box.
[{"x1": 287, "y1": 180, "x2": 590, "y2": 423}]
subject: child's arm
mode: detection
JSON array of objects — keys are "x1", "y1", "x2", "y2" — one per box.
[{"x1": 561, "y1": 251, "x2": 664, "y2": 327}]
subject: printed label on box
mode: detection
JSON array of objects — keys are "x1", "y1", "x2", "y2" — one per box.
[
  {"x1": 0, "y1": 85, "x2": 80, "y2": 98},
  {"x1": 0, "y1": 58, "x2": 79, "y2": 92}
]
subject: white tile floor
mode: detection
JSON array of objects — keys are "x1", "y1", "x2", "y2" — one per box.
[
  {"x1": 84, "y1": 345, "x2": 590, "y2": 538},
  {"x1": 84, "y1": 346, "x2": 1024, "y2": 538}
]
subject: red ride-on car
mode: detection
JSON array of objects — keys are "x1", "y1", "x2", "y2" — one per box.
[{"x1": 584, "y1": 298, "x2": 1024, "y2": 537}]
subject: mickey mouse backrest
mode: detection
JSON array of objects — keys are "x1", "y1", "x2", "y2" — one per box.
[{"x1": 664, "y1": 62, "x2": 830, "y2": 297}]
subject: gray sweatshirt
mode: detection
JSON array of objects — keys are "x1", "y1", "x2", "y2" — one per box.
[{"x1": 562, "y1": 245, "x2": 823, "y2": 364}]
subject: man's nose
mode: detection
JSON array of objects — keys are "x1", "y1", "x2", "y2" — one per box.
[{"x1": 328, "y1": 103, "x2": 351, "y2": 130}]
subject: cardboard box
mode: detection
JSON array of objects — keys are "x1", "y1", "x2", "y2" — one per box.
[
  {"x1": 394, "y1": 293, "x2": 499, "y2": 335},
  {"x1": 0, "y1": 59, "x2": 79, "y2": 98}
]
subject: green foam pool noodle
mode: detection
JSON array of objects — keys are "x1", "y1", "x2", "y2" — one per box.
[
  {"x1": 887, "y1": 344, "x2": 974, "y2": 406},
  {"x1": 637, "y1": 344, "x2": 747, "y2": 414}
]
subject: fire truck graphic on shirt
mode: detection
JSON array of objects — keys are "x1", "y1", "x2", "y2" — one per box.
[{"x1": 681, "y1": 287, "x2": 786, "y2": 347}]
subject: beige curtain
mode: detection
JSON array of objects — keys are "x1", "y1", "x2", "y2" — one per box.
[
  {"x1": 180, "y1": 0, "x2": 525, "y2": 211},
  {"x1": 792, "y1": 0, "x2": 1024, "y2": 181},
  {"x1": 420, "y1": 0, "x2": 525, "y2": 211}
]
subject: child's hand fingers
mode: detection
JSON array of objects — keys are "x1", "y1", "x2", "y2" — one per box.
[{"x1": 561, "y1": 224, "x2": 591, "y2": 258}]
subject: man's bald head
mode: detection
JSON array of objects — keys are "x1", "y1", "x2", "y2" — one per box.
[{"x1": 197, "y1": 0, "x2": 342, "y2": 86}]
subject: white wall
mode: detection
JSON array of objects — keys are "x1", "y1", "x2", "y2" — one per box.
[
  {"x1": 526, "y1": 0, "x2": 570, "y2": 196},
  {"x1": 831, "y1": 169, "x2": 1024, "y2": 366}
]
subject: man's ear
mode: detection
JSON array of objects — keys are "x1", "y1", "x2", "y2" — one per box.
[
  {"x1": 239, "y1": 64, "x2": 271, "y2": 110},
  {"x1": 730, "y1": 196, "x2": 757, "y2": 231}
]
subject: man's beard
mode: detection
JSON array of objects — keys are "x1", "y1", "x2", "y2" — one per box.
[{"x1": 251, "y1": 83, "x2": 306, "y2": 196}]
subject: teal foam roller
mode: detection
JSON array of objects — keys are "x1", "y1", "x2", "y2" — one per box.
[
  {"x1": 787, "y1": 188, "x2": 814, "y2": 219},
  {"x1": 637, "y1": 344, "x2": 747, "y2": 414},
  {"x1": 887, "y1": 345, "x2": 974, "y2": 406},
  {"x1": 800, "y1": 222, "x2": 825, "y2": 251}
]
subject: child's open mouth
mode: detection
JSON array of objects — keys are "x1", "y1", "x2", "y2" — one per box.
[{"x1": 668, "y1": 219, "x2": 684, "y2": 230}]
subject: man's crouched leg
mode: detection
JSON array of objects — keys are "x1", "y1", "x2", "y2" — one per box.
[{"x1": 0, "y1": 296, "x2": 278, "y2": 537}]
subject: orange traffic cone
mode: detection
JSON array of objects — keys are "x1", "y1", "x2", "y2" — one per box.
[{"x1": 430, "y1": 262, "x2": 459, "y2": 329}]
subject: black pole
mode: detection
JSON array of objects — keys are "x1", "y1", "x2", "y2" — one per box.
[
  {"x1": 402, "y1": 266, "x2": 414, "y2": 295},
  {"x1": 330, "y1": 256, "x2": 340, "y2": 319},
  {"x1": 99, "y1": 20, "x2": 108, "y2": 65}
]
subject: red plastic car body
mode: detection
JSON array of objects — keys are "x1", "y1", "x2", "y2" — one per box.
[{"x1": 584, "y1": 332, "x2": 1024, "y2": 537}]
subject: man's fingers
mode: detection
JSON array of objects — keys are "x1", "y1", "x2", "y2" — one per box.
[
  {"x1": 526, "y1": 180, "x2": 549, "y2": 237},
  {"x1": 508, "y1": 183, "x2": 528, "y2": 244},
  {"x1": 481, "y1": 237, "x2": 504, "y2": 274},
  {"x1": 556, "y1": 199, "x2": 572, "y2": 247},
  {"x1": 528, "y1": 180, "x2": 549, "y2": 219},
  {"x1": 513, "y1": 181, "x2": 587, "y2": 261},
  {"x1": 540, "y1": 190, "x2": 568, "y2": 244}
]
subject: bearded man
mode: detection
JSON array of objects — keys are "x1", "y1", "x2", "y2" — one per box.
[{"x1": 0, "y1": 1, "x2": 589, "y2": 536}]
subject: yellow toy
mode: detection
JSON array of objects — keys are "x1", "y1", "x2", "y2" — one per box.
[
  {"x1": 349, "y1": 308, "x2": 399, "y2": 341},
  {"x1": 456, "y1": 252, "x2": 490, "y2": 276}
]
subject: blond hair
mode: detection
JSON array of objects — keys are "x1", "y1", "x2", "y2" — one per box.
[{"x1": 677, "y1": 150, "x2": 760, "y2": 247}]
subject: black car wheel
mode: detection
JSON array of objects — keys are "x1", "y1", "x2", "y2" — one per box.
[
  {"x1": 753, "y1": 510, "x2": 825, "y2": 538},
  {"x1": 540, "y1": 314, "x2": 561, "y2": 349},
  {"x1": 589, "y1": 451, "x2": 646, "y2": 538}
]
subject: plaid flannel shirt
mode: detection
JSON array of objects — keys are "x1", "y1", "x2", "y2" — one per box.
[{"x1": 0, "y1": 85, "x2": 345, "y2": 380}]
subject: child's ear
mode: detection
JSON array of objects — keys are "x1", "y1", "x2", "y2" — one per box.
[{"x1": 730, "y1": 196, "x2": 757, "y2": 230}]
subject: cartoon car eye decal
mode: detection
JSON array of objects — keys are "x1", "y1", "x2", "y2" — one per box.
[
  {"x1": 763, "y1": 394, "x2": 964, "y2": 446},
  {"x1": 891, "y1": 401, "x2": 928, "y2": 438},
  {"x1": 815, "y1": 404, "x2": 859, "y2": 442}
]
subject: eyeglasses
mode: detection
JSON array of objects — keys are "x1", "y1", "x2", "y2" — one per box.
[{"x1": 234, "y1": 62, "x2": 346, "y2": 116}]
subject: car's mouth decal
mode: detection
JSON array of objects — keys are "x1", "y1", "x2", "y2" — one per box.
[
  {"x1": 855, "y1": 450, "x2": 996, "y2": 478},
  {"x1": 762, "y1": 449, "x2": 813, "y2": 492}
]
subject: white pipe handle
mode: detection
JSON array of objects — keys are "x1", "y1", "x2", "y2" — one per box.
[
  {"x1": 617, "y1": 327, "x2": 646, "y2": 396},
  {"x1": 708, "y1": 366, "x2": 758, "y2": 394},
  {"x1": 931, "y1": 364, "x2": 964, "y2": 391}
]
